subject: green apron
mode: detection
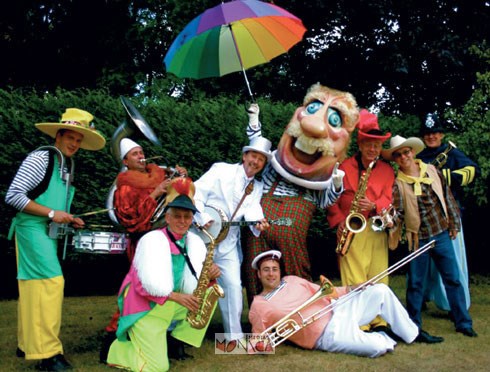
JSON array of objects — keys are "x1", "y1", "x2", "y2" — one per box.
[{"x1": 8, "y1": 155, "x2": 75, "y2": 280}]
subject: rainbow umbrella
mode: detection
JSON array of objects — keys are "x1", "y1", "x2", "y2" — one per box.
[{"x1": 164, "y1": 0, "x2": 306, "y2": 98}]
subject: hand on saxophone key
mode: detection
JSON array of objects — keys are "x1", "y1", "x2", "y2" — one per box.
[
  {"x1": 169, "y1": 292, "x2": 200, "y2": 313},
  {"x1": 208, "y1": 263, "x2": 221, "y2": 280}
]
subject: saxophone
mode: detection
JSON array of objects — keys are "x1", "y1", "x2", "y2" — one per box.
[
  {"x1": 186, "y1": 225, "x2": 225, "y2": 329},
  {"x1": 335, "y1": 157, "x2": 377, "y2": 256}
]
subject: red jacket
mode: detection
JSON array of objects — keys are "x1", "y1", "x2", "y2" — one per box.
[{"x1": 327, "y1": 155, "x2": 394, "y2": 228}]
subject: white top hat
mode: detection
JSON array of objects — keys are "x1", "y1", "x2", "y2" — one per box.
[
  {"x1": 242, "y1": 136, "x2": 273, "y2": 161},
  {"x1": 120, "y1": 138, "x2": 142, "y2": 160},
  {"x1": 381, "y1": 135, "x2": 425, "y2": 161},
  {"x1": 251, "y1": 250, "x2": 282, "y2": 270}
]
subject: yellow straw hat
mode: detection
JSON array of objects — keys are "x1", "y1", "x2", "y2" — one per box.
[{"x1": 35, "y1": 108, "x2": 106, "y2": 151}]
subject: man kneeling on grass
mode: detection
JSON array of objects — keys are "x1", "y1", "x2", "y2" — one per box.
[
  {"x1": 105, "y1": 178, "x2": 220, "y2": 371},
  {"x1": 248, "y1": 250, "x2": 433, "y2": 358}
]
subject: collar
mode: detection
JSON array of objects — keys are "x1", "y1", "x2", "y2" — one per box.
[
  {"x1": 263, "y1": 279, "x2": 286, "y2": 300},
  {"x1": 397, "y1": 160, "x2": 434, "y2": 196},
  {"x1": 270, "y1": 151, "x2": 331, "y2": 190}
]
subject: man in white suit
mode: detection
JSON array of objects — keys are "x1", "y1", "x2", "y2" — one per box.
[{"x1": 194, "y1": 137, "x2": 272, "y2": 343}]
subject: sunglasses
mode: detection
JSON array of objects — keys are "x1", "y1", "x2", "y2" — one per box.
[{"x1": 392, "y1": 148, "x2": 412, "y2": 159}]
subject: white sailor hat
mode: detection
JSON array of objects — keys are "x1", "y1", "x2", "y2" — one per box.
[{"x1": 251, "y1": 250, "x2": 282, "y2": 270}]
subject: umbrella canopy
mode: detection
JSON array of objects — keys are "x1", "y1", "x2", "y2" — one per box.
[{"x1": 164, "y1": 0, "x2": 306, "y2": 97}]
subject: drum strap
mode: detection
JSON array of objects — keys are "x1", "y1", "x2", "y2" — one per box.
[
  {"x1": 166, "y1": 228, "x2": 198, "y2": 280},
  {"x1": 230, "y1": 180, "x2": 254, "y2": 221}
]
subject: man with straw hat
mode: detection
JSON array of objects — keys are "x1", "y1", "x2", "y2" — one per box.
[
  {"x1": 382, "y1": 134, "x2": 477, "y2": 341},
  {"x1": 5, "y1": 108, "x2": 106, "y2": 370},
  {"x1": 106, "y1": 177, "x2": 220, "y2": 371}
]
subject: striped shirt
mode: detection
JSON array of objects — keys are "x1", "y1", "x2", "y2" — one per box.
[
  {"x1": 5, "y1": 150, "x2": 51, "y2": 211},
  {"x1": 261, "y1": 163, "x2": 339, "y2": 208}
]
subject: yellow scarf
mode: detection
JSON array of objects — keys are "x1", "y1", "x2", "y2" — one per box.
[{"x1": 397, "y1": 160, "x2": 433, "y2": 196}]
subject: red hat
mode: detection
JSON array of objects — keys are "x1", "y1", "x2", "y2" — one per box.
[{"x1": 357, "y1": 109, "x2": 391, "y2": 143}]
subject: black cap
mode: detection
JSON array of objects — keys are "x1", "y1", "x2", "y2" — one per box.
[{"x1": 421, "y1": 113, "x2": 445, "y2": 135}]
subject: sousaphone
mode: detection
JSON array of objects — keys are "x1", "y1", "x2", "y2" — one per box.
[{"x1": 106, "y1": 96, "x2": 162, "y2": 226}]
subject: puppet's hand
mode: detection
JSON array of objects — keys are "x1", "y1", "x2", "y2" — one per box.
[
  {"x1": 332, "y1": 162, "x2": 345, "y2": 190},
  {"x1": 247, "y1": 103, "x2": 260, "y2": 129}
]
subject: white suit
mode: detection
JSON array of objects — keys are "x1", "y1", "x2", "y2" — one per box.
[{"x1": 194, "y1": 162, "x2": 265, "y2": 340}]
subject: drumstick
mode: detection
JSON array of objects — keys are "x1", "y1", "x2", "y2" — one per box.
[
  {"x1": 74, "y1": 208, "x2": 113, "y2": 218},
  {"x1": 86, "y1": 224, "x2": 114, "y2": 229}
]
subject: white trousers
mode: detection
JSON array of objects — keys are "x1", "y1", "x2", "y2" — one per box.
[
  {"x1": 316, "y1": 284, "x2": 418, "y2": 358},
  {"x1": 214, "y1": 239, "x2": 244, "y2": 341}
]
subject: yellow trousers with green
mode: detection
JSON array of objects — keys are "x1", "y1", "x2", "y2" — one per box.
[
  {"x1": 107, "y1": 300, "x2": 211, "y2": 371},
  {"x1": 18, "y1": 276, "x2": 65, "y2": 360},
  {"x1": 339, "y1": 222, "x2": 389, "y2": 328}
]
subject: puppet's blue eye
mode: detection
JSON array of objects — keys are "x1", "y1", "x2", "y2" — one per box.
[
  {"x1": 328, "y1": 108, "x2": 342, "y2": 128},
  {"x1": 305, "y1": 101, "x2": 323, "y2": 114}
]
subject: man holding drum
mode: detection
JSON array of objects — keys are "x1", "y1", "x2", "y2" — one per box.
[{"x1": 5, "y1": 108, "x2": 106, "y2": 371}]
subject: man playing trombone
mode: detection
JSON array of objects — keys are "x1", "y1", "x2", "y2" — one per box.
[{"x1": 248, "y1": 250, "x2": 421, "y2": 358}]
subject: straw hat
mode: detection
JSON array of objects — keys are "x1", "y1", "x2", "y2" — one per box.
[
  {"x1": 381, "y1": 135, "x2": 425, "y2": 161},
  {"x1": 35, "y1": 108, "x2": 106, "y2": 151}
]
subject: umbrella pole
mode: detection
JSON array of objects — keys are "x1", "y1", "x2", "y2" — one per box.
[
  {"x1": 229, "y1": 24, "x2": 255, "y2": 102},
  {"x1": 241, "y1": 67, "x2": 255, "y2": 102}
]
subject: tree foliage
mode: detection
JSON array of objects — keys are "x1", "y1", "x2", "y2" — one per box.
[{"x1": 2, "y1": 1, "x2": 488, "y2": 114}]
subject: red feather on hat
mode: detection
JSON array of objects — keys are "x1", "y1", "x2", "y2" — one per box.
[
  {"x1": 357, "y1": 109, "x2": 380, "y2": 132},
  {"x1": 171, "y1": 177, "x2": 193, "y2": 196}
]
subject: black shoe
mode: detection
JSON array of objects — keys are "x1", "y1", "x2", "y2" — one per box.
[
  {"x1": 16, "y1": 347, "x2": 25, "y2": 358},
  {"x1": 456, "y1": 327, "x2": 478, "y2": 337},
  {"x1": 36, "y1": 354, "x2": 72, "y2": 371},
  {"x1": 99, "y1": 331, "x2": 117, "y2": 364},
  {"x1": 371, "y1": 325, "x2": 403, "y2": 342},
  {"x1": 168, "y1": 336, "x2": 194, "y2": 361},
  {"x1": 414, "y1": 330, "x2": 444, "y2": 344}
]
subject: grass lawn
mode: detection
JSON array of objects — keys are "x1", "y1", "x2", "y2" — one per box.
[{"x1": 1, "y1": 275, "x2": 489, "y2": 371}]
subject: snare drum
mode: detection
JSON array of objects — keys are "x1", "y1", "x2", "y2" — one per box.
[{"x1": 72, "y1": 231, "x2": 127, "y2": 254}]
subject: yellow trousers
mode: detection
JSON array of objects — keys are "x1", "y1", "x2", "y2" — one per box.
[
  {"x1": 18, "y1": 276, "x2": 65, "y2": 360},
  {"x1": 339, "y1": 223, "x2": 389, "y2": 329},
  {"x1": 108, "y1": 300, "x2": 211, "y2": 371}
]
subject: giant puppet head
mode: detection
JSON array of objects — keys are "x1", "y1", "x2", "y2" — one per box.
[{"x1": 271, "y1": 83, "x2": 359, "y2": 189}]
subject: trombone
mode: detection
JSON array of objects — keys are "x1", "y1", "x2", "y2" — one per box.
[{"x1": 261, "y1": 240, "x2": 436, "y2": 348}]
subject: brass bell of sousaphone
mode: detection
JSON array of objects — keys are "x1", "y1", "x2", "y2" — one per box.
[{"x1": 106, "y1": 96, "x2": 162, "y2": 226}]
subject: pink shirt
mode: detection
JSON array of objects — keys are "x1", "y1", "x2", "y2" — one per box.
[{"x1": 249, "y1": 276, "x2": 348, "y2": 349}]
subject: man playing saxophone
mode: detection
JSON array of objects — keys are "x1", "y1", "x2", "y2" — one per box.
[
  {"x1": 326, "y1": 110, "x2": 394, "y2": 331},
  {"x1": 248, "y1": 250, "x2": 422, "y2": 358},
  {"x1": 105, "y1": 178, "x2": 220, "y2": 371}
]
